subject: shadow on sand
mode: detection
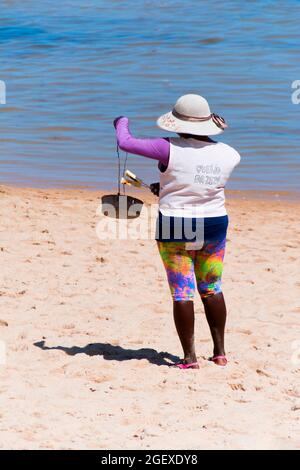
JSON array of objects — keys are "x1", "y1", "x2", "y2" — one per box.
[{"x1": 34, "y1": 340, "x2": 179, "y2": 367}]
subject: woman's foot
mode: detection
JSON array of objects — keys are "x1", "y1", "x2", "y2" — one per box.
[
  {"x1": 209, "y1": 355, "x2": 227, "y2": 366},
  {"x1": 172, "y1": 354, "x2": 199, "y2": 369},
  {"x1": 172, "y1": 360, "x2": 199, "y2": 369}
]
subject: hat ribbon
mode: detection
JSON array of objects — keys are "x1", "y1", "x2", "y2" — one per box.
[{"x1": 172, "y1": 109, "x2": 228, "y2": 129}]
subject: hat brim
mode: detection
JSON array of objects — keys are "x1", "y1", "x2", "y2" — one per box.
[{"x1": 157, "y1": 111, "x2": 224, "y2": 136}]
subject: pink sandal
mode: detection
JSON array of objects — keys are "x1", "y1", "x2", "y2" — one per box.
[
  {"x1": 172, "y1": 361, "x2": 199, "y2": 370},
  {"x1": 209, "y1": 355, "x2": 228, "y2": 366}
]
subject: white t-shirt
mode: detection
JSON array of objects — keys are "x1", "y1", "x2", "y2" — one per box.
[{"x1": 159, "y1": 137, "x2": 240, "y2": 218}]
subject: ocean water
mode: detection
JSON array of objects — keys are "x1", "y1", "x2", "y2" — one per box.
[{"x1": 0, "y1": 0, "x2": 299, "y2": 191}]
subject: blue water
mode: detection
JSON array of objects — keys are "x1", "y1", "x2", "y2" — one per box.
[{"x1": 0, "y1": 0, "x2": 299, "y2": 191}]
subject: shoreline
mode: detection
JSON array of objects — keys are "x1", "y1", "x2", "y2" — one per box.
[{"x1": 1, "y1": 183, "x2": 300, "y2": 204}]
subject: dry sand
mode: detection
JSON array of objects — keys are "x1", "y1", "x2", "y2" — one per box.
[{"x1": 0, "y1": 184, "x2": 299, "y2": 450}]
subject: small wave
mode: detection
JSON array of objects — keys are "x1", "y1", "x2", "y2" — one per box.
[{"x1": 0, "y1": 25, "x2": 45, "y2": 41}]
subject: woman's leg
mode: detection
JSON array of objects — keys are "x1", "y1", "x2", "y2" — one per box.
[
  {"x1": 173, "y1": 300, "x2": 197, "y2": 364},
  {"x1": 195, "y1": 237, "x2": 227, "y2": 365},
  {"x1": 202, "y1": 292, "x2": 227, "y2": 363},
  {"x1": 157, "y1": 241, "x2": 198, "y2": 365}
]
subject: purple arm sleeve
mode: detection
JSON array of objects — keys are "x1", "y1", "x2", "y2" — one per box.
[{"x1": 115, "y1": 117, "x2": 170, "y2": 166}]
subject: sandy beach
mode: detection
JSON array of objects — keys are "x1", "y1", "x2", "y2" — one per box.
[{"x1": 0, "y1": 184, "x2": 299, "y2": 450}]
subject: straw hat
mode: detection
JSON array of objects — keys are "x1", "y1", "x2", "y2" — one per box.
[{"x1": 157, "y1": 94, "x2": 227, "y2": 136}]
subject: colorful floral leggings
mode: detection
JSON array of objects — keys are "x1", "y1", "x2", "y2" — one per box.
[{"x1": 157, "y1": 237, "x2": 226, "y2": 301}]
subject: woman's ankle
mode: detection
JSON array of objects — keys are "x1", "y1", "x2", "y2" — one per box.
[
  {"x1": 183, "y1": 352, "x2": 197, "y2": 364},
  {"x1": 213, "y1": 346, "x2": 225, "y2": 357}
]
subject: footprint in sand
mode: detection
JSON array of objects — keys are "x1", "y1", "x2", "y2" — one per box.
[
  {"x1": 256, "y1": 369, "x2": 271, "y2": 378},
  {"x1": 229, "y1": 372, "x2": 244, "y2": 380},
  {"x1": 229, "y1": 383, "x2": 246, "y2": 391},
  {"x1": 88, "y1": 374, "x2": 114, "y2": 384},
  {"x1": 228, "y1": 328, "x2": 251, "y2": 336},
  {"x1": 62, "y1": 323, "x2": 75, "y2": 329}
]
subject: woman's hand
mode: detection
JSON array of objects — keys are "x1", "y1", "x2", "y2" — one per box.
[
  {"x1": 150, "y1": 182, "x2": 160, "y2": 197},
  {"x1": 113, "y1": 116, "x2": 125, "y2": 128}
]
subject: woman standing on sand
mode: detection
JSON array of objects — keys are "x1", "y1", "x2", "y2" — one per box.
[{"x1": 114, "y1": 94, "x2": 240, "y2": 369}]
